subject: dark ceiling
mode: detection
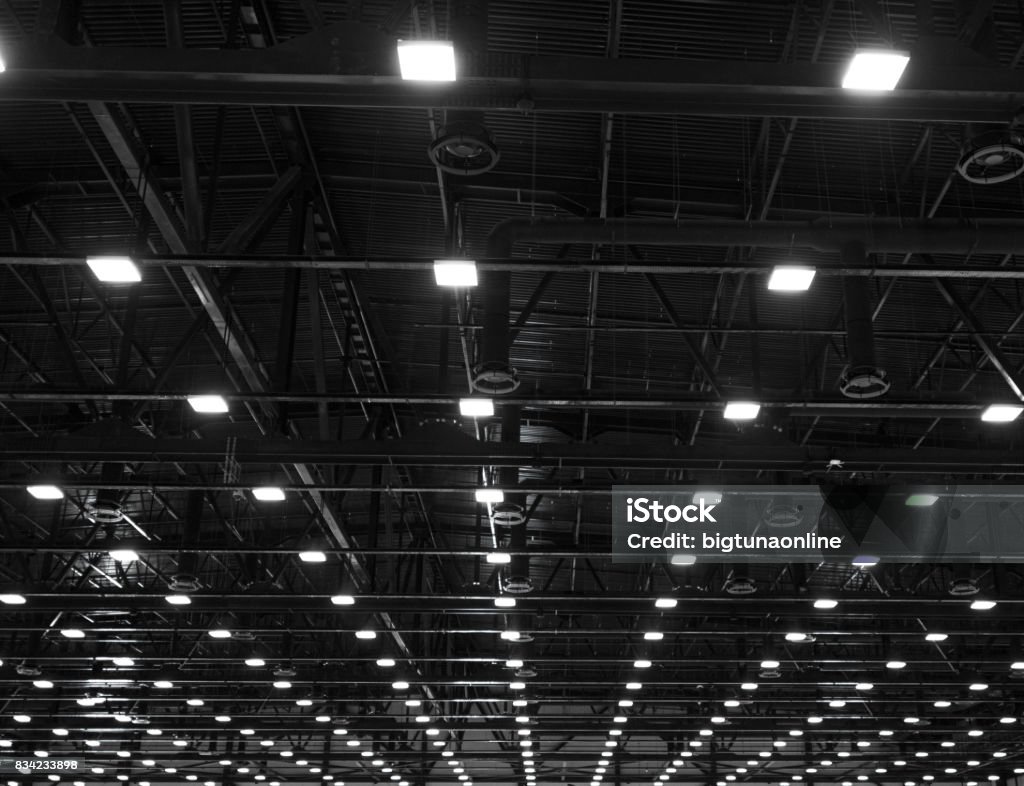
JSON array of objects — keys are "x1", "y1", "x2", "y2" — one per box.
[{"x1": 1, "y1": 1, "x2": 1024, "y2": 786}]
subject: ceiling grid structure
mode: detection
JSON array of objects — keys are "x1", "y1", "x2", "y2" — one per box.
[{"x1": 1, "y1": 2, "x2": 1024, "y2": 786}]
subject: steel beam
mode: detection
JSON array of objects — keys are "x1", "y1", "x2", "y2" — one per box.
[
  {"x1": 1, "y1": 32, "x2": 1023, "y2": 121},
  {"x1": 0, "y1": 435, "x2": 1019, "y2": 472},
  {"x1": 215, "y1": 165, "x2": 305, "y2": 254}
]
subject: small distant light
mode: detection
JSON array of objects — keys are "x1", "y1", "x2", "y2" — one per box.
[
  {"x1": 500, "y1": 630, "x2": 521, "y2": 641},
  {"x1": 655, "y1": 597, "x2": 678, "y2": 609},
  {"x1": 506, "y1": 659, "x2": 524, "y2": 669},
  {"x1": 723, "y1": 401, "x2": 760, "y2": 420},
  {"x1": 186, "y1": 698, "x2": 204, "y2": 706},
  {"x1": 208, "y1": 628, "x2": 232, "y2": 639},
  {"x1": 852, "y1": 555, "x2": 879, "y2": 567},
  {"x1": 968, "y1": 729, "x2": 984, "y2": 737},
  {"x1": 643, "y1": 631, "x2": 664, "y2": 641},
  {"x1": 904, "y1": 716, "x2": 920, "y2": 724},
  {"x1": 741, "y1": 682, "x2": 759, "y2": 691},
  {"x1": 215, "y1": 715, "x2": 231, "y2": 723},
  {"x1": 27, "y1": 485, "x2": 64, "y2": 500},
  {"x1": 510, "y1": 681, "x2": 526, "y2": 690},
  {"x1": 459, "y1": 398, "x2": 494, "y2": 418},
  {"x1": 633, "y1": 659, "x2": 652, "y2": 668},
  {"x1": 111, "y1": 656, "x2": 134, "y2": 667},
  {"x1": 475, "y1": 488, "x2": 504, "y2": 504},
  {"x1": 670, "y1": 553, "x2": 697, "y2": 566},
  {"x1": 886, "y1": 659, "x2": 907, "y2": 670},
  {"x1": 187, "y1": 395, "x2": 229, "y2": 413},
  {"x1": 494, "y1": 597, "x2": 517, "y2": 608},
  {"x1": 356, "y1": 630, "x2": 377, "y2": 640},
  {"x1": 1000, "y1": 717, "x2": 1016, "y2": 724},
  {"x1": 969, "y1": 682, "x2": 989, "y2": 691},
  {"x1": 487, "y1": 552, "x2": 512, "y2": 564},
  {"x1": 971, "y1": 599, "x2": 997, "y2": 611},
  {"x1": 807, "y1": 715, "x2": 823, "y2": 724},
  {"x1": 273, "y1": 680, "x2": 292, "y2": 689},
  {"x1": 841, "y1": 49, "x2": 910, "y2": 91},
  {"x1": 432, "y1": 258, "x2": 477, "y2": 285},
  {"x1": 785, "y1": 632, "x2": 808, "y2": 642},
  {"x1": 925, "y1": 632, "x2": 948, "y2": 642},
  {"x1": 829, "y1": 700, "x2": 846, "y2": 708},
  {"x1": 299, "y1": 549, "x2": 327, "y2": 563},
  {"x1": 153, "y1": 680, "x2": 174, "y2": 689},
  {"x1": 0, "y1": 594, "x2": 26, "y2": 605},
  {"x1": 245, "y1": 657, "x2": 266, "y2": 667},
  {"x1": 60, "y1": 628, "x2": 85, "y2": 639},
  {"x1": 905, "y1": 493, "x2": 939, "y2": 507},
  {"x1": 377, "y1": 657, "x2": 397, "y2": 667},
  {"x1": 813, "y1": 599, "x2": 838, "y2": 609},
  {"x1": 87, "y1": 255, "x2": 141, "y2": 283},
  {"x1": 33, "y1": 680, "x2": 54, "y2": 689},
  {"x1": 392, "y1": 680, "x2": 410, "y2": 690},
  {"x1": 856, "y1": 683, "x2": 874, "y2": 690},
  {"x1": 109, "y1": 549, "x2": 139, "y2": 563},
  {"x1": 768, "y1": 266, "x2": 816, "y2": 292},
  {"x1": 982, "y1": 404, "x2": 1023, "y2": 422},
  {"x1": 296, "y1": 698, "x2": 313, "y2": 707},
  {"x1": 165, "y1": 594, "x2": 191, "y2": 605},
  {"x1": 330, "y1": 594, "x2": 356, "y2": 606},
  {"x1": 252, "y1": 486, "x2": 286, "y2": 502}
]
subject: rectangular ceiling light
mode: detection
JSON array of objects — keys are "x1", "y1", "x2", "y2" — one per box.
[
  {"x1": 767, "y1": 266, "x2": 816, "y2": 292},
  {"x1": 981, "y1": 404, "x2": 1023, "y2": 422},
  {"x1": 841, "y1": 50, "x2": 910, "y2": 91},
  {"x1": 27, "y1": 484, "x2": 64, "y2": 500},
  {"x1": 397, "y1": 41, "x2": 457, "y2": 82},
  {"x1": 905, "y1": 493, "x2": 939, "y2": 507},
  {"x1": 723, "y1": 401, "x2": 761, "y2": 420},
  {"x1": 252, "y1": 487, "x2": 286, "y2": 502},
  {"x1": 187, "y1": 395, "x2": 229, "y2": 413},
  {"x1": 475, "y1": 488, "x2": 504, "y2": 504},
  {"x1": 433, "y1": 259, "x2": 478, "y2": 287},
  {"x1": 86, "y1": 255, "x2": 142, "y2": 283},
  {"x1": 459, "y1": 397, "x2": 494, "y2": 418}
]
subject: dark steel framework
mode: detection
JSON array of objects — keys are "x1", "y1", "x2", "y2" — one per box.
[{"x1": 0, "y1": 2, "x2": 1023, "y2": 786}]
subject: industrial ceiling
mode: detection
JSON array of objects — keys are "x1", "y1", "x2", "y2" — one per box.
[{"x1": 1, "y1": 1, "x2": 1024, "y2": 786}]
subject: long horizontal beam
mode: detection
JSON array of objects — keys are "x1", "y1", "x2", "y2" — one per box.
[
  {"x1": 1, "y1": 31, "x2": 1021, "y2": 120},
  {"x1": 0, "y1": 391, "x2": 1007, "y2": 417},
  {"x1": 0, "y1": 436, "x2": 1020, "y2": 471}
]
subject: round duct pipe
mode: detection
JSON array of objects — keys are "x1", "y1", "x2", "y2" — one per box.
[{"x1": 839, "y1": 243, "x2": 889, "y2": 399}]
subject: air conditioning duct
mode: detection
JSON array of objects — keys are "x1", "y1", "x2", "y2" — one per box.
[{"x1": 839, "y1": 242, "x2": 889, "y2": 399}]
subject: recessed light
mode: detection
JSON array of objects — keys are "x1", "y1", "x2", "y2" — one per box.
[
  {"x1": 841, "y1": 49, "x2": 910, "y2": 91},
  {"x1": 187, "y1": 395, "x2": 228, "y2": 413},
  {"x1": 459, "y1": 398, "x2": 494, "y2": 418},
  {"x1": 432, "y1": 258, "x2": 476, "y2": 285},
  {"x1": 87, "y1": 255, "x2": 141, "y2": 283},
  {"x1": 723, "y1": 401, "x2": 760, "y2": 420},
  {"x1": 27, "y1": 485, "x2": 64, "y2": 500},
  {"x1": 768, "y1": 266, "x2": 816, "y2": 292},
  {"x1": 394, "y1": 38, "x2": 461, "y2": 80},
  {"x1": 981, "y1": 404, "x2": 1022, "y2": 422}
]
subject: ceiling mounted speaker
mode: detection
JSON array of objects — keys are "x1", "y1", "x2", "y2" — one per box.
[
  {"x1": 428, "y1": 119, "x2": 501, "y2": 176},
  {"x1": 957, "y1": 118, "x2": 1024, "y2": 185}
]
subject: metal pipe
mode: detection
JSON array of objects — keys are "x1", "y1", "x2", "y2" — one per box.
[{"x1": 839, "y1": 242, "x2": 889, "y2": 399}]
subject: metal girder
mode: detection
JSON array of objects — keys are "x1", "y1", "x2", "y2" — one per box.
[
  {"x1": 2, "y1": 32, "x2": 1023, "y2": 121},
  {"x1": 933, "y1": 280, "x2": 1024, "y2": 401},
  {"x1": 215, "y1": 164, "x2": 305, "y2": 254},
  {"x1": 0, "y1": 435, "x2": 1019, "y2": 472}
]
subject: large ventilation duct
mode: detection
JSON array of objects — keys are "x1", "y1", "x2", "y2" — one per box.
[
  {"x1": 839, "y1": 242, "x2": 889, "y2": 399},
  {"x1": 88, "y1": 462, "x2": 125, "y2": 524},
  {"x1": 428, "y1": 0, "x2": 500, "y2": 176},
  {"x1": 484, "y1": 217, "x2": 1024, "y2": 255},
  {"x1": 169, "y1": 490, "x2": 204, "y2": 593}
]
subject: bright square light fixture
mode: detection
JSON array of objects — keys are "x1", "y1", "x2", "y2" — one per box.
[
  {"x1": 768, "y1": 266, "x2": 816, "y2": 292},
  {"x1": 905, "y1": 493, "x2": 939, "y2": 507},
  {"x1": 398, "y1": 41, "x2": 457, "y2": 82},
  {"x1": 654, "y1": 597, "x2": 678, "y2": 609},
  {"x1": 330, "y1": 594, "x2": 356, "y2": 606},
  {"x1": 298, "y1": 550, "x2": 326, "y2": 563},
  {"x1": 494, "y1": 597, "x2": 517, "y2": 608},
  {"x1": 723, "y1": 401, "x2": 760, "y2": 420},
  {"x1": 87, "y1": 255, "x2": 141, "y2": 283},
  {"x1": 109, "y1": 549, "x2": 139, "y2": 563},
  {"x1": 165, "y1": 594, "x2": 191, "y2": 605},
  {"x1": 841, "y1": 50, "x2": 910, "y2": 91},
  {"x1": 982, "y1": 404, "x2": 1023, "y2": 422},
  {"x1": 0, "y1": 594, "x2": 26, "y2": 605},
  {"x1": 971, "y1": 599, "x2": 997, "y2": 611},
  {"x1": 475, "y1": 488, "x2": 504, "y2": 504},
  {"x1": 433, "y1": 259, "x2": 477, "y2": 286},
  {"x1": 486, "y1": 552, "x2": 511, "y2": 564},
  {"x1": 187, "y1": 395, "x2": 228, "y2": 413},
  {"x1": 459, "y1": 397, "x2": 494, "y2": 418},
  {"x1": 252, "y1": 487, "x2": 286, "y2": 502},
  {"x1": 925, "y1": 632, "x2": 948, "y2": 642},
  {"x1": 813, "y1": 599, "x2": 838, "y2": 609},
  {"x1": 27, "y1": 485, "x2": 64, "y2": 500}
]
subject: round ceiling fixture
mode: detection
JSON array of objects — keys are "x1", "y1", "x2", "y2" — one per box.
[
  {"x1": 428, "y1": 120, "x2": 500, "y2": 176},
  {"x1": 957, "y1": 127, "x2": 1024, "y2": 185}
]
